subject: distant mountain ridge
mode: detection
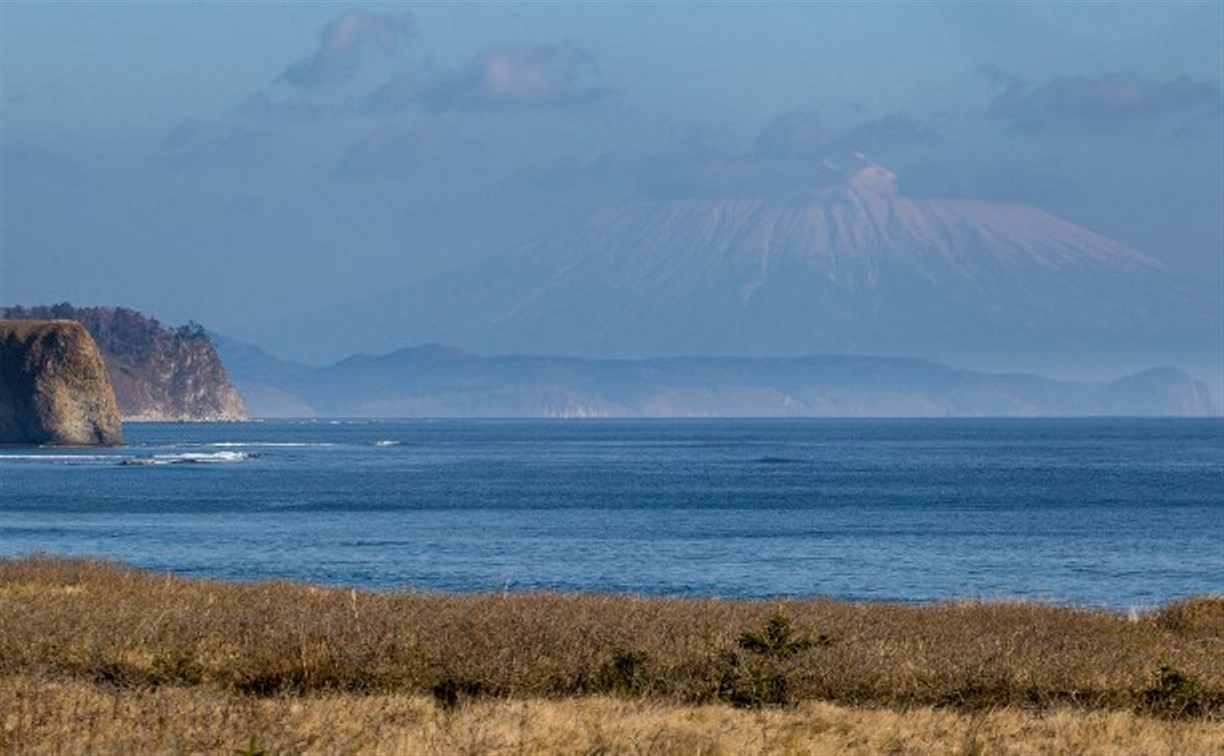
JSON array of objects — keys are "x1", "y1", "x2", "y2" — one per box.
[
  {"x1": 213, "y1": 336, "x2": 1216, "y2": 418},
  {"x1": 1, "y1": 304, "x2": 246, "y2": 421}
]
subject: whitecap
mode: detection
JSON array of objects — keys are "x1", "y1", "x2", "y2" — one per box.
[
  {"x1": 121, "y1": 451, "x2": 255, "y2": 466},
  {"x1": 0, "y1": 453, "x2": 122, "y2": 464},
  {"x1": 373, "y1": 440, "x2": 402, "y2": 447}
]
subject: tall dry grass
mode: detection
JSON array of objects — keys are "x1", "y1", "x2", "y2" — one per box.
[
  {"x1": 1, "y1": 556, "x2": 1219, "y2": 718},
  {"x1": 4, "y1": 676, "x2": 1222, "y2": 755}
]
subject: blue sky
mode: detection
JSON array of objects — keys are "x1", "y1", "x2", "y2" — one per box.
[{"x1": 2, "y1": 2, "x2": 1221, "y2": 373}]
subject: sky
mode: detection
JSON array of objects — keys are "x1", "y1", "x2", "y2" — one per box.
[{"x1": 2, "y1": 2, "x2": 1221, "y2": 376}]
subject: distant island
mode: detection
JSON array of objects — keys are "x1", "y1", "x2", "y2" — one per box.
[{"x1": 1, "y1": 304, "x2": 246, "y2": 422}]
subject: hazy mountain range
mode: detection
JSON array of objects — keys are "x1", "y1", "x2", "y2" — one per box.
[
  {"x1": 212, "y1": 335, "x2": 1215, "y2": 418},
  {"x1": 252, "y1": 155, "x2": 1217, "y2": 381}
]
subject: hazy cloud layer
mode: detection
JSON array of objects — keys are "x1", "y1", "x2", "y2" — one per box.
[
  {"x1": 280, "y1": 9, "x2": 415, "y2": 89},
  {"x1": 337, "y1": 122, "x2": 472, "y2": 180},
  {"x1": 988, "y1": 71, "x2": 1222, "y2": 132},
  {"x1": 899, "y1": 158, "x2": 1077, "y2": 204},
  {"x1": 754, "y1": 110, "x2": 831, "y2": 160},
  {"x1": 158, "y1": 119, "x2": 275, "y2": 171},
  {"x1": 235, "y1": 91, "x2": 341, "y2": 124},
  {"x1": 250, "y1": 9, "x2": 610, "y2": 122},
  {"x1": 361, "y1": 70, "x2": 437, "y2": 116},
  {"x1": 0, "y1": 145, "x2": 83, "y2": 178},
  {"x1": 364, "y1": 44, "x2": 610, "y2": 114},
  {"x1": 756, "y1": 111, "x2": 937, "y2": 160},
  {"x1": 833, "y1": 115, "x2": 940, "y2": 154},
  {"x1": 620, "y1": 112, "x2": 942, "y2": 199}
]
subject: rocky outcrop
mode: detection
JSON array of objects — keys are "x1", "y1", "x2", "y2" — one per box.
[
  {"x1": 1, "y1": 305, "x2": 246, "y2": 421},
  {"x1": 0, "y1": 320, "x2": 124, "y2": 445}
]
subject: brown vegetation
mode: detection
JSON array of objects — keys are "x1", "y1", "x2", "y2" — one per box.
[
  {"x1": 6, "y1": 677, "x2": 1222, "y2": 755},
  {"x1": 1, "y1": 557, "x2": 1220, "y2": 752}
]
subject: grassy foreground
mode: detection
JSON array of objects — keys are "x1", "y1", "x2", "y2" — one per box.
[
  {"x1": 7, "y1": 677, "x2": 1224, "y2": 754},
  {"x1": 1, "y1": 557, "x2": 1221, "y2": 753}
]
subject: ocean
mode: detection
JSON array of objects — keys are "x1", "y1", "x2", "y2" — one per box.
[{"x1": 1, "y1": 418, "x2": 1220, "y2": 609}]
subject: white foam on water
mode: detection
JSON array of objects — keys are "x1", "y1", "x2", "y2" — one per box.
[
  {"x1": 0, "y1": 453, "x2": 121, "y2": 464},
  {"x1": 373, "y1": 440, "x2": 402, "y2": 447},
  {"x1": 121, "y1": 451, "x2": 255, "y2": 466}
]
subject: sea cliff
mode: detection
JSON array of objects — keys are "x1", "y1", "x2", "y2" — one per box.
[
  {"x1": 0, "y1": 304, "x2": 245, "y2": 421},
  {"x1": 0, "y1": 320, "x2": 124, "y2": 445}
]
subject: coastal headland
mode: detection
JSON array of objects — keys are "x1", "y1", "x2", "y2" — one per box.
[
  {"x1": 0, "y1": 320, "x2": 123, "y2": 446},
  {"x1": 1, "y1": 557, "x2": 1219, "y2": 752}
]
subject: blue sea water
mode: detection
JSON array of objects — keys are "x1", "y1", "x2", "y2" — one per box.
[{"x1": 1, "y1": 418, "x2": 1220, "y2": 609}]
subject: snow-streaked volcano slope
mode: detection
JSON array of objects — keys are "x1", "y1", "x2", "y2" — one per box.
[{"x1": 332, "y1": 157, "x2": 1210, "y2": 361}]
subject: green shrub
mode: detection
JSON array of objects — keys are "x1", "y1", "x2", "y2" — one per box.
[
  {"x1": 1140, "y1": 663, "x2": 1206, "y2": 718},
  {"x1": 720, "y1": 612, "x2": 833, "y2": 708},
  {"x1": 430, "y1": 678, "x2": 495, "y2": 710},
  {"x1": 152, "y1": 652, "x2": 204, "y2": 686},
  {"x1": 717, "y1": 658, "x2": 791, "y2": 708},
  {"x1": 233, "y1": 735, "x2": 267, "y2": 756},
  {"x1": 737, "y1": 611, "x2": 831, "y2": 657},
  {"x1": 601, "y1": 648, "x2": 651, "y2": 695}
]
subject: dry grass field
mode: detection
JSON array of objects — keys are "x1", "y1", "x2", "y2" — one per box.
[
  {"x1": 1, "y1": 556, "x2": 1220, "y2": 753},
  {"x1": 6, "y1": 677, "x2": 1223, "y2": 755}
]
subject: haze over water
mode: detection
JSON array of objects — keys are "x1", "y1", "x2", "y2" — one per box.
[{"x1": 3, "y1": 418, "x2": 1220, "y2": 609}]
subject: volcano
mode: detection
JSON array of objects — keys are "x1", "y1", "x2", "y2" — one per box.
[{"x1": 296, "y1": 154, "x2": 1214, "y2": 368}]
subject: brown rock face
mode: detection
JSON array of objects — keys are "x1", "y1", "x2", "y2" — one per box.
[{"x1": 0, "y1": 320, "x2": 124, "y2": 445}]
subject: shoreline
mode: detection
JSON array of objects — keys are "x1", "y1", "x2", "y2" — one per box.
[
  {"x1": 0, "y1": 551, "x2": 1202, "y2": 613},
  {"x1": 0, "y1": 548, "x2": 1207, "y2": 612}
]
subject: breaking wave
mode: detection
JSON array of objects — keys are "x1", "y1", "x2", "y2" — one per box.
[
  {"x1": 120, "y1": 451, "x2": 255, "y2": 466},
  {"x1": 0, "y1": 454, "x2": 121, "y2": 465},
  {"x1": 1, "y1": 450, "x2": 256, "y2": 466}
]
